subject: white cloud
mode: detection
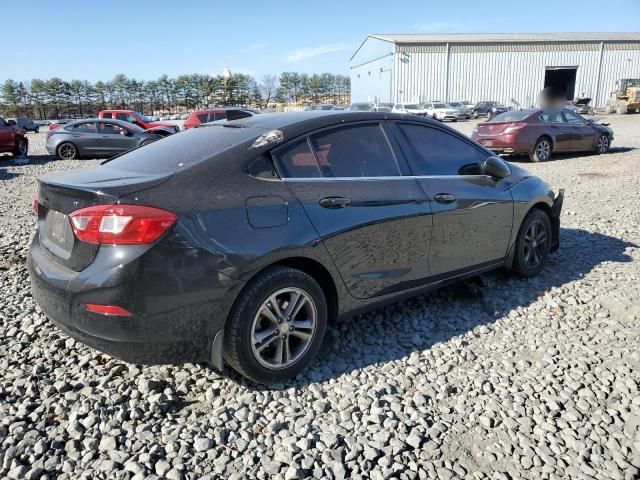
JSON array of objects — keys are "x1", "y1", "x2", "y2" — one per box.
[
  {"x1": 413, "y1": 21, "x2": 466, "y2": 32},
  {"x1": 285, "y1": 44, "x2": 350, "y2": 62}
]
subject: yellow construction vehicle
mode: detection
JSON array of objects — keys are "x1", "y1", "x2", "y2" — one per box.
[{"x1": 605, "y1": 79, "x2": 640, "y2": 114}]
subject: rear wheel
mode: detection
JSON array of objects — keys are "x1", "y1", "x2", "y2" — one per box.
[
  {"x1": 12, "y1": 137, "x2": 28, "y2": 157},
  {"x1": 512, "y1": 209, "x2": 552, "y2": 277},
  {"x1": 223, "y1": 266, "x2": 327, "y2": 384},
  {"x1": 595, "y1": 134, "x2": 610, "y2": 154},
  {"x1": 529, "y1": 137, "x2": 552, "y2": 162},
  {"x1": 57, "y1": 142, "x2": 78, "y2": 160}
]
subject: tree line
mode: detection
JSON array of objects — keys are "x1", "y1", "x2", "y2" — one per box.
[{"x1": 0, "y1": 72, "x2": 351, "y2": 119}]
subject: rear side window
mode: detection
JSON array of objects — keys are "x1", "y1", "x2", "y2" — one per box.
[
  {"x1": 273, "y1": 139, "x2": 321, "y2": 178},
  {"x1": 540, "y1": 112, "x2": 564, "y2": 123},
  {"x1": 226, "y1": 110, "x2": 252, "y2": 121},
  {"x1": 197, "y1": 113, "x2": 208, "y2": 123},
  {"x1": 309, "y1": 124, "x2": 399, "y2": 177},
  {"x1": 71, "y1": 122, "x2": 97, "y2": 133},
  {"x1": 211, "y1": 112, "x2": 227, "y2": 121},
  {"x1": 395, "y1": 123, "x2": 484, "y2": 176},
  {"x1": 102, "y1": 112, "x2": 112, "y2": 119}
]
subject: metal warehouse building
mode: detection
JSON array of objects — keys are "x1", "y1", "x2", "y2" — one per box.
[{"x1": 350, "y1": 32, "x2": 640, "y2": 108}]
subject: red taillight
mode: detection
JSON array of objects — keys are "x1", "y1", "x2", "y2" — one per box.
[
  {"x1": 86, "y1": 304, "x2": 132, "y2": 316},
  {"x1": 504, "y1": 122, "x2": 527, "y2": 133},
  {"x1": 69, "y1": 204, "x2": 176, "y2": 245},
  {"x1": 33, "y1": 193, "x2": 39, "y2": 215}
]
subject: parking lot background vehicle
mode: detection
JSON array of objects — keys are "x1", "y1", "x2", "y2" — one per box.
[
  {"x1": 183, "y1": 107, "x2": 258, "y2": 130},
  {"x1": 10, "y1": 117, "x2": 39, "y2": 133},
  {"x1": 471, "y1": 108, "x2": 613, "y2": 161},
  {"x1": 45, "y1": 118, "x2": 162, "y2": 159},
  {"x1": 0, "y1": 116, "x2": 28, "y2": 156},
  {"x1": 472, "y1": 101, "x2": 509, "y2": 119},
  {"x1": 98, "y1": 109, "x2": 179, "y2": 135},
  {"x1": 422, "y1": 102, "x2": 460, "y2": 121}
]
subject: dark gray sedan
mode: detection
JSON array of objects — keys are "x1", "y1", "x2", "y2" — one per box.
[
  {"x1": 46, "y1": 118, "x2": 161, "y2": 159},
  {"x1": 29, "y1": 112, "x2": 564, "y2": 384}
]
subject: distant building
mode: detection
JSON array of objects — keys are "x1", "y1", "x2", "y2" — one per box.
[{"x1": 349, "y1": 33, "x2": 640, "y2": 107}]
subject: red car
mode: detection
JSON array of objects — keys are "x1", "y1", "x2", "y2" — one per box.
[
  {"x1": 183, "y1": 108, "x2": 258, "y2": 130},
  {"x1": 0, "y1": 117, "x2": 28, "y2": 157},
  {"x1": 471, "y1": 109, "x2": 614, "y2": 162},
  {"x1": 98, "y1": 110, "x2": 179, "y2": 136}
]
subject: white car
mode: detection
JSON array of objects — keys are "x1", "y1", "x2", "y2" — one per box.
[
  {"x1": 392, "y1": 103, "x2": 428, "y2": 116},
  {"x1": 448, "y1": 101, "x2": 472, "y2": 119},
  {"x1": 422, "y1": 102, "x2": 460, "y2": 121}
]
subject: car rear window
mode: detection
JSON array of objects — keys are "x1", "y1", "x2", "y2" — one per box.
[
  {"x1": 102, "y1": 125, "x2": 262, "y2": 174},
  {"x1": 489, "y1": 111, "x2": 532, "y2": 123}
]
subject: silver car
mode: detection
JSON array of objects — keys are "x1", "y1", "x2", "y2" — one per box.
[
  {"x1": 46, "y1": 119, "x2": 162, "y2": 160},
  {"x1": 448, "y1": 101, "x2": 472, "y2": 119}
]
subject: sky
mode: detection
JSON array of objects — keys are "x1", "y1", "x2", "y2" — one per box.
[{"x1": 3, "y1": 0, "x2": 639, "y2": 84}]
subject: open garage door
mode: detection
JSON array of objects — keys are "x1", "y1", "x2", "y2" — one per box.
[{"x1": 545, "y1": 67, "x2": 577, "y2": 101}]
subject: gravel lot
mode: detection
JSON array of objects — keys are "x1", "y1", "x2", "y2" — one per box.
[{"x1": 1, "y1": 116, "x2": 639, "y2": 480}]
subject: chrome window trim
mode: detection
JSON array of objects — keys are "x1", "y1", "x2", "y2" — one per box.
[{"x1": 282, "y1": 174, "x2": 493, "y2": 182}]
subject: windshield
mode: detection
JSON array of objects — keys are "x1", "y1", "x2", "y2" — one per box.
[
  {"x1": 135, "y1": 112, "x2": 153, "y2": 123},
  {"x1": 405, "y1": 104, "x2": 420, "y2": 110},
  {"x1": 433, "y1": 103, "x2": 447, "y2": 108},
  {"x1": 488, "y1": 102, "x2": 504, "y2": 107},
  {"x1": 449, "y1": 102, "x2": 461, "y2": 107},
  {"x1": 488, "y1": 111, "x2": 532, "y2": 123}
]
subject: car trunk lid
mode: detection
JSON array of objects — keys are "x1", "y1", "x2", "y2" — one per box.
[
  {"x1": 476, "y1": 122, "x2": 510, "y2": 136},
  {"x1": 36, "y1": 166, "x2": 171, "y2": 271}
]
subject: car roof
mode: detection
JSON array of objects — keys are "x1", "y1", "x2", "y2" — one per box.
[
  {"x1": 214, "y1": 111, "x2": 448, "y2": 137},
  {"x1": 65, "y1": 118, "x2": 139, "y2": 128},
  {"x1": 192, "y1": 107, "x2": 255, "y2": 114}
]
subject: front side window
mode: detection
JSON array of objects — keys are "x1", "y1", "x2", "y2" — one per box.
[
  {"x1": 309, "y1": 124, "x2": 399, "y2": 178},
  {"x1": 395, "y1": 123, "x2": 483, "y2": 176},
  {"x1": 563, "y1": 110, "x2": 585, "y2": 125}
]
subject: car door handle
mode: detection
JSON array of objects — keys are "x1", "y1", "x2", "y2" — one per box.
[
  {"x1": 434, "y1": 193, "x2": 456, "y2": 204},
  {"x1": 319, "y1": 196, "x2": 351, "y2": 208}
]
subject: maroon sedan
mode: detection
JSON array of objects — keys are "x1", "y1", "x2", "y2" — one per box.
[{"x1": 471, "y1": 109, "x2": 614, "y2": 162}]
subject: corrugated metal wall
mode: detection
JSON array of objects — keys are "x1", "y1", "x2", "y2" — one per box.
[{"x1": 386, "y1": 41, "x2": 640, "y2": 107}]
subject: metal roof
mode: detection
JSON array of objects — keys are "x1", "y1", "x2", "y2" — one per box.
[{"x1": 369, "y1": 32, "x2": 640, "y2": 44}]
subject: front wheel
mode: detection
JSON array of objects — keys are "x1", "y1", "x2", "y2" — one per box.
[
  {"x1": 529, "y1": 137, "x2": 552, "y2": 162},
  {"x1": 512, "y1": 209, "x2": 552, "y2": 277},
  {"x1": 224, "y1": 266, "x2": 327, "y2": 384},
  {"x1": 595, "y1": 134, "x2": 610, "y2": 154}
]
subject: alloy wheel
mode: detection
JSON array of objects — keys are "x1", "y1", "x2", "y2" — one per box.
[
  {"x1": 597, "y1": 135, "x2": 609, "y2": 153},
  {"x1": 58, "y1": 144, "x2": 76, "y2": 159},
  {"x1": 522, "y1": 219, "x2": 548, "y2": 268},
  {"x1": 250, "y1": 287, "x2": 317, "y2": 369},
  {"x1": 536, "y1": 140, "x2": 551, "y2": 161}
]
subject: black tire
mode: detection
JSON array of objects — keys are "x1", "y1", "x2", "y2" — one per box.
[
  {"x1": 529, "y1": 137, "x2": 552, "y2": 162},
  {"x1": 12, "y1": 137, "x2": 28, "y2": 157},
  {"x1": 35, "y1": 127, "x2": 39, "y2": 134},
  {"x1": 56, "y1": 142, "x2": 78, "y2": 160},
  {"x1": 595, "y1": 134, "x2": 610, "y2": 154},
  {"x1": 223, "y1": 266, "x2": 327, "y2": 384},
  {"x1": 512, "y1": 209, "x2": 552, "y2": 278}
]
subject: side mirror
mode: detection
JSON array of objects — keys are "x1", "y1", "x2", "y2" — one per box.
[{"x1": 482, "y1": 156, "x2": 511, "y2": 180}]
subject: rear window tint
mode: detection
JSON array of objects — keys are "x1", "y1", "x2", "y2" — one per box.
[
  {"x1": 102, "y1": 125, "x2": 262, "y2": 174},
  {"x1": 273, "y1": 139, "x2": 321, "y2": 178}
]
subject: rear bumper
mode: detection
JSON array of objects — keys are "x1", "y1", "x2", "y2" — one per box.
[{"x1": 27, "y1": 231, "x2": 239, "y2": 365}]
